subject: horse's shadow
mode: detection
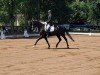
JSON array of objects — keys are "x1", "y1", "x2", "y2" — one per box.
[{"x1": 48, "y1": 47, "x2": 79, "y2": 50}]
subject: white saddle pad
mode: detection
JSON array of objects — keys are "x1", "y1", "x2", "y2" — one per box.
[
  {"x1": 50, "y1": 26, "x2": 54, "y2": 32},
  {"x1": 45, "y1": 24, "x2": 54, "y2": 32},
  {"x1": 41, "y1": 22, "x2": 54, "y2": 32}
]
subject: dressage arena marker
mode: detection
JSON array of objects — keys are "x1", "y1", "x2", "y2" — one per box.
[{"x1": 89, "y1": 32, "x2": 92, "y2": 36}]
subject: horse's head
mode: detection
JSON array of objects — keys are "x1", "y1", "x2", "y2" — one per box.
[{"x1": 32, "y1": 20, "x2": 46, "y2": 32}]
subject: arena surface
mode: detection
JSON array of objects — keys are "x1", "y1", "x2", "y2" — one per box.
[{"x1": 0, "y1": 35, "x2": 100, "y2": 75}]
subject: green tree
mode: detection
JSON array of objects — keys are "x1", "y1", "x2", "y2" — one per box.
[{"x1": 69, "y1": 0, "x2": 90, "y2": 24}]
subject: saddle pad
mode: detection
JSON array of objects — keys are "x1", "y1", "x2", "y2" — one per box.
[{"x1": 50, "y1": 26, "x2": 54, "y2": 32}]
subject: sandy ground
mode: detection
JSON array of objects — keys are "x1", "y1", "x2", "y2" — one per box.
[{"x1": 0, "y1": 35, "x2": 100, "y2": 75}]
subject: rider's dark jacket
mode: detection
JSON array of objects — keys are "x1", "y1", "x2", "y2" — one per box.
[{"x1": 47, "y1": 14, "x2": 53, "y2": 26}]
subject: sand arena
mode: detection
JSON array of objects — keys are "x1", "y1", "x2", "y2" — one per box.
[{"x1": 0, "y1": 35, "x2": 100, "y2": 75}]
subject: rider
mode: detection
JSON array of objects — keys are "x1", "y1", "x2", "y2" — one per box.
[{"x1": 46, "y1": 10, "x2": 53, "y2": 36}]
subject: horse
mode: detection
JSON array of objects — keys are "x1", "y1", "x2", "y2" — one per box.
[{"x1": 33, "y1": 21, "x2": 75, "y2": 49}]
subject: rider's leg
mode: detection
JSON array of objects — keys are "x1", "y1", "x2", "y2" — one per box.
[
  {"x1": 47, "y1": 26, "x2": 51, "y2": 37},
  {"x1": 46, "y1": 23, "x2": 51, "y2": 37}
]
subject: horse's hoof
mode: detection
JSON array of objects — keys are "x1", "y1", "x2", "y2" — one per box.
[
  {"x1": 48, "y1": 47, "x2": 50, "y2": 49},
  {"x1": 67, "y1": 46, "x2": 69, "y2": 49},
  {"x1": 48, "y1": 46, "x2": 50, "y2": 49},
  {"x1": 33, "y1": 45, "x2": 35, "y2": 48},
  {"x1": 73, "y1": 40, "x2": 75, "y2": 42},
  {"x1": 56, "y1": 46, "x2": 58, "y2": 48}
]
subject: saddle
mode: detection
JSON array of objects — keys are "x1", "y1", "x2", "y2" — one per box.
[
  {"x1": 46, "y1": 24, "x2": 54, "y2": 32},
  {"x1": 41, "y1": 22, "x2": 54, "y2": 32}
]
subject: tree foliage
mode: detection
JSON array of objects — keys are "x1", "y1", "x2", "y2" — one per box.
[{"x1": 0, "y1": 0, "x2": 100, "y2": 26}]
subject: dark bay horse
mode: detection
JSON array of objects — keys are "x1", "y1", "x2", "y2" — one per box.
[{"x1": 33, "y1": 21, "x2": 75, "y2": 49}]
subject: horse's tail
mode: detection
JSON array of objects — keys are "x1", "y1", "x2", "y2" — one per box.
[{"x1": 65, "y1": 29, "x2": 75, "y2": 42}]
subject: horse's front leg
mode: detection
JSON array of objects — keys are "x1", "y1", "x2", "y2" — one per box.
[
  {"x1": 56, "y1": 35, "x2": 62, "y2": 48},
  {"x1": 44, "y1": 37, "x2": 50, "y2": 49},
  {"x1": 34, "y1": 35, "x2": 43, "y2": 46}
]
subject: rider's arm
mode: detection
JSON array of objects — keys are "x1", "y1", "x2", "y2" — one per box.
[{"x1": 47, "y1": 15, "x2": 51, "y2": 23}]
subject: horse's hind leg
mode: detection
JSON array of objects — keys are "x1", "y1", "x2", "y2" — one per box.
[
  {"x1": 56, "y1": 35, "x2": 62, "y2": 48},
  {"x1": 62, "y1": 35, "x2": 69, "y2": 48},
  {"x1": 34, "y1": 36, "x2": 43, "y2": 45},
  {"x1": 44, "y1": 37, "x2": 50, "y2": 49}
]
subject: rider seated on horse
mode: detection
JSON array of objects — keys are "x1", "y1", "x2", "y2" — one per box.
[{"x1": 46, "y1": 10, "x2": 53, "y2": 36}]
